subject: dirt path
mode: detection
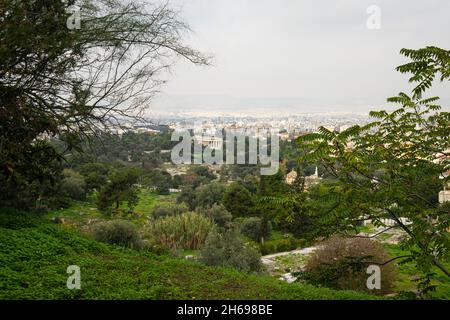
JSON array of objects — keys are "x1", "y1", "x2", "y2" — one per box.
[
  {"x1": 261, "y1": 246, "x2": 318, "y2": 265},
  {"x1": 261, "y1": 246, "x2": 320, "y2": 283}
]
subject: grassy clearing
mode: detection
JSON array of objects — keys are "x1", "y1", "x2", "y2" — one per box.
[
  {"x1": 384, "y1": 244, "x2": 450, "y2": 299},
  {"x1": 132, "y1": 190, "x2": 178, "y2": 216},
  {"x1": 0, "y1": 209, "x2": 377, "y2": 300},
  {"x1": 46, "y1": 190, "x2": 177, "y2": 226},
  {"x1": 46, "y1": 202, "x2": 103, "y2": 222}
]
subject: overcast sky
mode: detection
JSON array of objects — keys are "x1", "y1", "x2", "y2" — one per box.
[{"x1": 150, "y1": 0, "x2": 450, "y2": 115}]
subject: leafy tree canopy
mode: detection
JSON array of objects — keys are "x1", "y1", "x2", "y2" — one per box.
[
  {"x1": 297, "y1": 46, "x2": 450, "y2": 293},
  {"x1": 0, "y1": 0, "x2": 209, "y2": 209}
]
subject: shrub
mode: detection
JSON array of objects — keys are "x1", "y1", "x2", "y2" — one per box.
[
  {"x1": 198, "y1": 204, "x2": 233, "y2": 230},
  {"x1": 241, "y1": 217, "x2": 271, "y2": 242},
  {"x1": 260, "y1": 235, "x2": 304, "y2": 255},
  {"x1": 151, "y1": 203, "x2": 189, "y2": 219},
  {"x1": 146, "y1": 212, "x2": 214, "y2": 250},
  {"x1": 192, "y1": 166, "x2": 217, "y2": 181},
  {"x1": 47, "y1": 195, "x2": 72, "y2": 210},
  {"x1": 259, "y1": 241, "x2": 278, "y2": 255},
  {"x1": 177, "y1": 182, "x2": 226, "y2": 210},
  {"x1": 0, "y1": 208, "x2": 39, "y2": 229},
  {"x1": 297, "y1": 236, "x2": 398, "y2": 295},
  {"x1": 60, "y1": 169, "x2": 87, "y2": 201},
  {"x1": 199, "y1": 230, "x2": 262, "y2": 273},
  {"x1": 141, "y1": 169, "x2": 172, "y2": 189},
  {"x1": 177, "y1": 186, "x2": 197, "y2": 210},
  {"x1": 155, "y1": 183, "x2": 171, "y2": 195},
  {"x1": 92, "y1": 220, "x2": 143, "y2": 250}
]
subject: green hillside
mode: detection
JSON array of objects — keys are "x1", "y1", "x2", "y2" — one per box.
[{"x1": 0, "y1": 209, "x2": 376, "y2": 300}]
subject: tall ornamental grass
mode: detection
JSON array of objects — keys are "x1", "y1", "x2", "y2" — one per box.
[{"x1": 147, "y1": 212, "x2": 214, "y2": 250}]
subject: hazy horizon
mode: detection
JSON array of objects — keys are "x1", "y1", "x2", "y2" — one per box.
[{"x1": 148, "y1": 0, "x2": 450, "y2": 115}]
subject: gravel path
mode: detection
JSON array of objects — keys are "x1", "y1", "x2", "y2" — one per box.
[
  {"x1": 261, "y1": 246, "x2": 320, "y2": 283},
  {"x1": 261, "y1": 246, "x2": 318, "y2": 265}
]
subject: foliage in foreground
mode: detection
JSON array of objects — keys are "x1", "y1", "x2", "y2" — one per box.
[
  {"x1": 296, "y1": 236, "x2": 398, "y2": 295},
  {"x1": 297, "y1": 46, "x2": 450, "y2": 293},
  {"x1": 92, "y1": 220, "x2": 143, "y2": 250},
  {"x1": 200, "y1": 230, "x2": 263, "y2": 273},
  {"x1": 0, "y1": 0, "x2": 209, "y2": 211},
  {"x1": 0, "y1": 209, "x2": 377, "y2": 300}
]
